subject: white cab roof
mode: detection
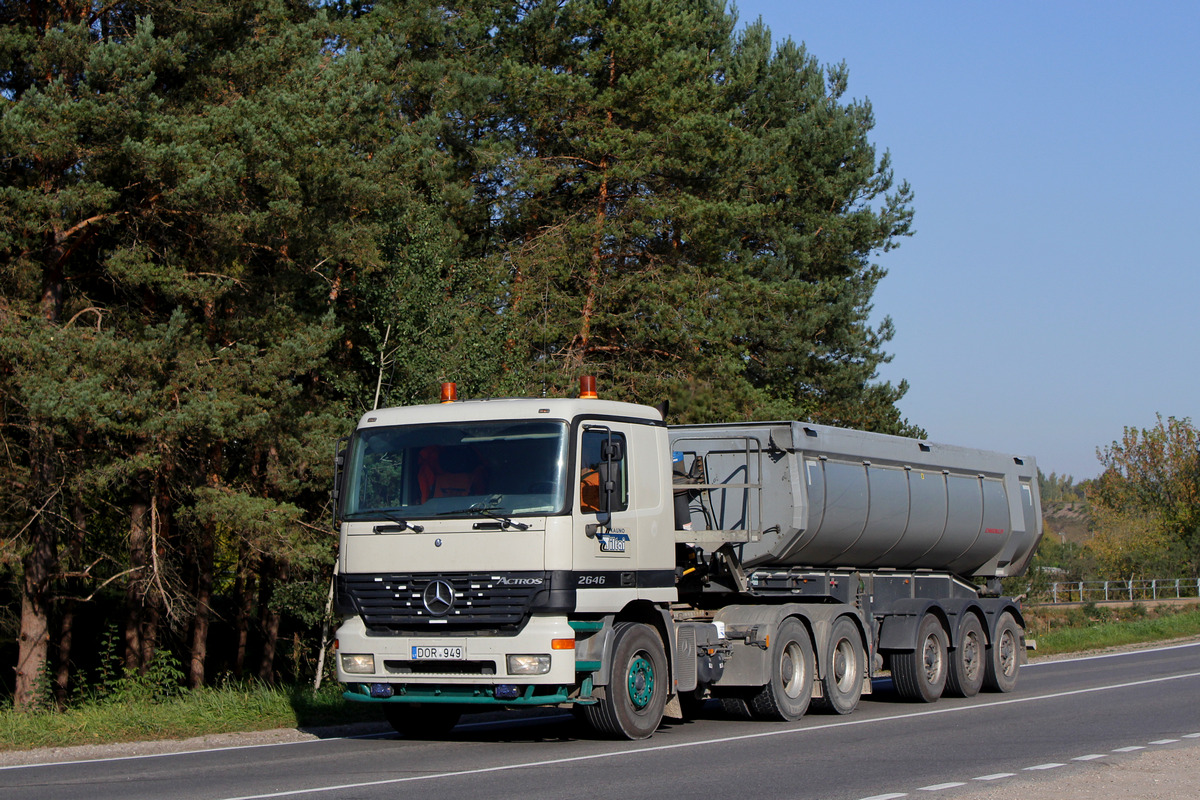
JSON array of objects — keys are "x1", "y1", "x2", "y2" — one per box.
[{"x1": 357, "y1": 397, "x2": 662, "y2": 429}]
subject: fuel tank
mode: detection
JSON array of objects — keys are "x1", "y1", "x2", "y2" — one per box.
[{"x1": 668, "y1": 421, "x2": 1042, "y2": 579}]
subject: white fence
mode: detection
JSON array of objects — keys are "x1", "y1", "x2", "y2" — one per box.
[{"x1": 1043, "y1": 579, "x2": 1200, "y2": 604}]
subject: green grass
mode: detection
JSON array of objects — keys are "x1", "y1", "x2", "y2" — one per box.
[
  {"x1": 1027, "y1": 603, "x2": 1200, "y2": 656},
  {"x1": 0, "y1": 683, "x2": 383, "y2": 752}
]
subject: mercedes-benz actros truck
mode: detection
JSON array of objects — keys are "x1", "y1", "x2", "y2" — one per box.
[{"x1": 333, "y1": 379, "x2": 1041, "y2": 739}]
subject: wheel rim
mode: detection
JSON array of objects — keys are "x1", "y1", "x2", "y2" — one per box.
[
  {"x1": 627, "y1": 653, "x2": 655, "y2": 710},
  {"x1": 998, "y1": 629, "x2": 1016, "y2": 677},
  {"x1": 781, "y1": 641, "x2": 807, "y2": 699},
  {"x1": 962, "y1": 631, "x2": 981, "y2": 681},
  {"x1": 922, "y1": 633, "x2": 943, "y2": 684},
  {"x1": 832, "y1": 638, "x2": 857, "y2": 693}
]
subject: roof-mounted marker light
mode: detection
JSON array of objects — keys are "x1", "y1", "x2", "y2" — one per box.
[
  {"x1": 579, "y1": 375, "x2": 598, "y2": 399},
  {"x1": 440, "y1": 382, "x2": 458, "y2": 403}
]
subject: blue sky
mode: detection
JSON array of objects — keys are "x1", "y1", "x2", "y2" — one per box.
[{"x1": 731, "y1": 1, "x2": 1200, "y2": 480}]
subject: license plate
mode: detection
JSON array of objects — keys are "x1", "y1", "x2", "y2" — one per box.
[{"x1": 411, "y1": 645, "x2": 465, "y2": 660}]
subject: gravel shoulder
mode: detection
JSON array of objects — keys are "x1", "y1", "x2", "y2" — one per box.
[{"x1": 950, "y1": 744, "x2": 1200, "y2": 800}]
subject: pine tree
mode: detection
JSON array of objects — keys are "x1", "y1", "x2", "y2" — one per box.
[
  {"x1": 0, "y1": 0, "x2": 392, "y2": 702},
  {"x1": 490, "y1": 0, "x2": 753, "y2": 404},
  {"x1": 722, "y1": 20, "x2": 917, "y2": 432},
  {"x1": 485, "y1": 2, "x2": 917, "y2": 429}
]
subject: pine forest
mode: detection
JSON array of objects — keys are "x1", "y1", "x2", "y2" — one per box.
[{"x1": 0, "y1": 0, "x2": 918, "y2": 710}]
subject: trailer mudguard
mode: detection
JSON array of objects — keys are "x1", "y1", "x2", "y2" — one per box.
[{"x1": 876, "y1": 598, "x2": 949, "y2": 652}]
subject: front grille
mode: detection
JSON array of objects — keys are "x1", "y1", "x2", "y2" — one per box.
[
  {"x1": 384, "y1": 660, "x2": 497, "y2": 676},
  {"x1": 340, "y1": 572, "x2": 549, "y2": 635}
]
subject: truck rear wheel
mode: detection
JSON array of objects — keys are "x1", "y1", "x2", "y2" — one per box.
[
  {"x1": 983, "y1": 611, "x2": 1021, "y2": 693},
  {"x1": 815, "y1": 616, "x2": 864, "y2": 715},
  {"x1": 946, "y1": 613, "x2": 985, "y2": 698},
  {"x1": 384, "y1": 704, "x2": 463, "y2": 738},
  {"x1": 584, "y1": 622, "x2": 667, "y2": 739},
  {"x1": 748, "y1": 618, "x2": 814, "y2": 721},
  {"x1": 892, "y1": 613, "x2": 947, "y2": 703}
]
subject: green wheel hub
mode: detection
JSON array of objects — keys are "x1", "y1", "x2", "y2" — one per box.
[{"x1": 626, "y1": 654, "x2": 655, "y2": 709}]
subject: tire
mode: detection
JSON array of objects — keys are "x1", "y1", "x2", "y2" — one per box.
[
  {"x1": 945, "y1": 613, "x2": 986, "y2": 698},
  {"x1": 716, "y1": 692, "x2": 754, "y2": 718},
  {"x1": 583, "y1": 622, "x2": 668, "y2": 739},
  {"x1": 892, "y1": 613, "x2": 948, "y2": 703},
  {"x1": 384, "y1": 704, "x2": 463, "y2": 738},
  {"x1": 983, "y1": 611, "x2": 1021, "y2": 693},
  {"x1": 747, "y1": 618, "x2": 814, "y2": 721},
  {"x1": 815, "y1": 616, "x2": 865, "y2": 715}
]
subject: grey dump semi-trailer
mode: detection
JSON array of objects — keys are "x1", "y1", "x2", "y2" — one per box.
[{"x1": 333, "y1": 381, "x2": 1042, "y2": 740}]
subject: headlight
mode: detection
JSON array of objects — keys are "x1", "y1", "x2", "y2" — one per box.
[
  {"x1": 341, "y1": 654, "x2": 375, "y2": 674},
  {"x1": 506, "y1": 654, "x2": 551, "y2": 675}
]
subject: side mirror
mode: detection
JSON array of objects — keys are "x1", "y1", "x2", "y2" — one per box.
[
  {"x1": 332, "y1": 436, "x2": 349, "y2": 526},
  {"x1": 600, "y1": 439, "x2": 624, "y2": 462}
]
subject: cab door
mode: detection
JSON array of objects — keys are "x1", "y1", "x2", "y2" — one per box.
[{"x1": 573, "y1": 423, "x2": 640, "y2": 609}]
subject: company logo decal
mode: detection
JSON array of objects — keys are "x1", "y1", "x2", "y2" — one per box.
[
  {"x1": 598, "y1": 531, "x2": 630, "y2": 553},
  {"x1": 422, "y1": 579, "x2": 455, "y2": 616}
]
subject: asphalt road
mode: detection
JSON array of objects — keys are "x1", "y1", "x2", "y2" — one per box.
[{"x1": 3, "y1": 642, "x2": 1198, "y2": 800}]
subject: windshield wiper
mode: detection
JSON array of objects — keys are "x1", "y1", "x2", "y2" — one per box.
[
  {"x1": 368, "y1": 509, "x2": 424, "y2": 534},
  {"x1": 438, "y1": 497, "x2": 530, "y2": 530},
  {"x1": 471, "y1": 504, "x2": 531, "y2": 531}
]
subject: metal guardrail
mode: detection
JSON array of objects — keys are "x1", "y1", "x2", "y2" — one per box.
[{"x1": 1041, "y1": 579, "x2": 1200, "y2": 604}]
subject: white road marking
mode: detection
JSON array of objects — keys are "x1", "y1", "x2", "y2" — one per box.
[
  {"x1": 1149, "y1": 738, "x2": 1179, "y2": 745},
  {"x1": 973, "y1": 773, "x2": 1015, "y2": 781},
  {"x1": 1024, "y1": 762, "x2": 1065, "y2": 770},
  {"x1": 1113, "y1": 746, "x2": 1146, "y2": 752},
  {"x1": 1073, "y1": 754, "x2": 1107, "y2": 761},
  {"x1": 917, "y1": 782, "x2": 966, "y2": 791},
  {"x1": 859, "y1": 794, "x2": 907, "y2": 800},
  {"x1": 1185, "y1": 732, "x2": 1200, "y2": 739}
]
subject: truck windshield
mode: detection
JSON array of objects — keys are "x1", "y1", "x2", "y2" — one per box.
[{"x1": 340, "y1": 420, "x2": 569, "y2": 520}]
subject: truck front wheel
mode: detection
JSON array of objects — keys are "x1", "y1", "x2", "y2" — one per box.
[{"x1": 585, "y1": 622, "x2": 667, "y2": 739}]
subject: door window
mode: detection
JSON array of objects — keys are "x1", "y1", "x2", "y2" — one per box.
[{"x1": 579, "y1": 430, "x2": 628, "y2": 513}]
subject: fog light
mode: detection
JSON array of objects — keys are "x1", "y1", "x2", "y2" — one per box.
[
  {"x1": 495, "y1": 684, "x2": 521, "y2": 700},
  {"x1": 341, "y1": 654, "x2": 375, "y2": 674},
  {"x1": 369, "y1": 683, "x2": 394, "y2": 698},
  {"x1": 506, "y1": 654, "x2": 551, "y2": 675}
]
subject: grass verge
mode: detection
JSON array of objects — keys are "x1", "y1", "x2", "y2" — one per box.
[
  {"x1": 0, "y1": 683, "x2": 383, "y2": 752},
  {"x1": 1025, "y1": 601, "x2": 1200, "y2": 656}
]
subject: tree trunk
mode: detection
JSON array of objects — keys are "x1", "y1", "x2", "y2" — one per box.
[
  {"x1": 258, "y1": 559, "x2": 286, "y2": 684},
  {"x1": 232, "y1": 540, "x2": 256, "y2": 677},
  {"x1": 14, "y1": 424, "x2": 58, "y2": 711},
  {"x1": 53, "y1": 483, "x2": 87, "y2": 707},
  {"x1": 187, "y1": 527, "x2": 215, "y2": 688},
  {"x1": 187, "y1": 445, "x2": 221, "y2": 688},
  {"x1": 14, "y1": 230, "x2": 66, "y2": 711},
  {"x1": 124, "y1": 485, "x2": 150, "y2": 674}
]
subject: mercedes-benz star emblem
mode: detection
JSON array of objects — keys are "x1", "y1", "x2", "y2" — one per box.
[{"x1": 422, "y1": 579, "x2": 455, "y2": 616}]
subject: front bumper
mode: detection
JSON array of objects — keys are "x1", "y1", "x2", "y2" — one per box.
[{"x1": 335, "y1": 614, "x2": 579, "y2": 702}]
